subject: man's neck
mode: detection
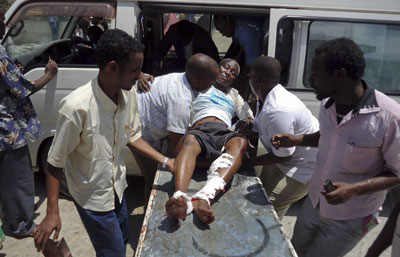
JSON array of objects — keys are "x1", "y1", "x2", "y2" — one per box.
[
  {"x1": 333, "y1": 80, "x2": 364, "y2": 106},
  {"x1": 98, "y1": 73, "x2": 119, "y2": 104},
  {"x1": 214, "y1": 82, "x2": 229, "y2": 94}
]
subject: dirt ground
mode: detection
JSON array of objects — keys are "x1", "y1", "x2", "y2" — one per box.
[{"x1": 0, "y1": 172, "x2": 395, "y2": 257}]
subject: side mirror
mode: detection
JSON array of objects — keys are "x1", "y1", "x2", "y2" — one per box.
[{"x1": 9, "y1": 20, "x2": 25, "y2": 37}]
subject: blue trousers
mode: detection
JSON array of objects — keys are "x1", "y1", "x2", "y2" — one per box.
[{"x1": 74, "y1": 193, "x2": 130, "y2": 257}]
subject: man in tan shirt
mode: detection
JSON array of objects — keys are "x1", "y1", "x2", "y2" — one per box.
[{"x1": 33, "y1": 29, "x2": 174, "y2": 257}]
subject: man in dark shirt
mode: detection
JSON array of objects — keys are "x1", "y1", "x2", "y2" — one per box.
[{"x1": 151, "y1": 20, "x2": 219, "y2": 75}]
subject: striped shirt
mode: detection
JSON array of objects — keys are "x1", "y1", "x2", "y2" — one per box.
[{"x1": 138, "y1": 72, "x2": 196, "y2": 150}]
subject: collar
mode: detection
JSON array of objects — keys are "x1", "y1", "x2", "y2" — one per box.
[
  {"x1": 92, "y1": 77, "x2": 127, "y2": 114},
  {"x1": 324, "y1": 80, "x2": 378, "y2": 117}
]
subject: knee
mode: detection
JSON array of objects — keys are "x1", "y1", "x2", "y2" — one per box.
[
  {"x1": 235, "y1": 137, "x2": 248, "y2": 154},
  {"x1": 182, "y1": 134, "x2": 198, "y2": 146}
]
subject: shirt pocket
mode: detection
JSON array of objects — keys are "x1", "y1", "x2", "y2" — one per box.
[{"x1": 342, "y1": 144, "x2": 381, "y2": 174}]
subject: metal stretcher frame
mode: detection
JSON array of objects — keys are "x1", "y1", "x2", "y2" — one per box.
[{"x1": 135, "y1": 166, "x2": 297, "y2": 257}]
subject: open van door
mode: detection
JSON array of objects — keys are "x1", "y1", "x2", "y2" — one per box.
[{"x1": 268, "y1": 8, "x2": 400, "y2": 117}]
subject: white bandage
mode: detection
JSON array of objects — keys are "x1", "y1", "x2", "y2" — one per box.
[
  {"x1": 172, "y1": 190, "x2": 193, "y2": 215},
  {"x1": 192, "y1": 153, "x2": 232, "y2": 206}
]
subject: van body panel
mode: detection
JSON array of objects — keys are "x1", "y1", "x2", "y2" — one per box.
[{"x1": 3, "y1": 0, "x2": 400, "y2": 178}]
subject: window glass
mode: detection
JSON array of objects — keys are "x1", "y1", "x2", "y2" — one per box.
[
  {"x1": 4, "y1": 16, "x2": 69, "y2": 57},
  {"x1": 3, "y1": 2, "x2": 115, "y2": 66},
  {"x1": 304, "y1": 21, "x2": 400, "y2": 93},
  {"x1": 211, "y1": 16, "x2": 232, "y2": 54}
]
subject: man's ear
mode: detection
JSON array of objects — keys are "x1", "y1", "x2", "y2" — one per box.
[
  {"x1": 335, "y1": 68, "x2": 347, "y2": 78},
  {"x1": 106, "y1": 61, "x2": 118, "y2": 72}
]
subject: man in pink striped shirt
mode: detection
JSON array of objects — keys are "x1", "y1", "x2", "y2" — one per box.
[{"x1": 272, "y1": 38, "x2": 400, "y2": 257}]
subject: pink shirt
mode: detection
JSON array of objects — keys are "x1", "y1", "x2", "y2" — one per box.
[{"x1": 309, "y1": 85, "x2": 400, "y2": 220}]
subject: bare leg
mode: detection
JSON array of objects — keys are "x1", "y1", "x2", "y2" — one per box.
[
  {"x1": 165, "y1": 135, "x2": 201, "y2": 219},
  {"x1": 193, "y1": 136, "x2": 248, "y2": 224},
  {"x1": 217, "y1": 137, "x2": 248, "y2": 183}
]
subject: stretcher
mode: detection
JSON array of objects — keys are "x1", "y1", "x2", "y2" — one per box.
[{"x1": 136, "y1": 168, "x2": 297, "y2": 257}]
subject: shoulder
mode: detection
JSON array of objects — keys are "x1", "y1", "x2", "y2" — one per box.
[
  {"x1": 60, "y1": 81, "x2": 93, "y2": 113},
  {"x1": 375, "y1": 90, "x2": 400, "y2": 120}
]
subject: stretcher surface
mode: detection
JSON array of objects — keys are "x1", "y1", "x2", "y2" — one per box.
[{"x1": 136, "y1": 168, "x2": 297, "y2": 257}]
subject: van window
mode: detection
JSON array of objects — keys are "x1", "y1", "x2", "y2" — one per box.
[
  {"x1": 4, "y1": 2, "x2": 115, "y2": 68},
  {"x1": 162, "y1": 13, "x2": 231, "y2": 55},
  {"x1": 304, "y1": 21, "x2": 400, "y2": 93}
]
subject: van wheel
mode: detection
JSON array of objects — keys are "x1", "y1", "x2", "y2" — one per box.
[{"x1": 39, "y1": 139, "x2": 72, "y2": 199}]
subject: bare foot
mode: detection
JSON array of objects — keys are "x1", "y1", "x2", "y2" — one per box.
[
  {"x1": 165, "y1": 197, "x2": 187, "y2": 220},
  {"x1": 192, "y1": 199, "x2": 215, "y2": 224}
]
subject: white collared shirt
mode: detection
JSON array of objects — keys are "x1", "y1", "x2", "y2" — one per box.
[
  {"x1": 138, "y1": 72, "x2": 196, "y2": 150},
  {"x1": 47, "y1": 78, "x2": 142, "y2": 211},
  {"x1": 252, "y1": 84, "x2": 319, "y2": 184}
]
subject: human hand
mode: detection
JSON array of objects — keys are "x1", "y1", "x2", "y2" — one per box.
[
  {"x1": 321, "y1": 182, "x2": 357, "y2": 205},
  {"x1": 235, "y1": 119, "x2": 251, "y2": 134},
  {"x1": 33, "y1": 212, "x2": 62, "y2": 252},
  {"x1": 167, "y1": 158, "x2": 175, "y2": 174},
  {"x1": 137, "y1": 72, "x2": 154, "y2": 93},
  {"x1": 270, "y1": 133, "x2": 299, "y2": 149},
  {"x1": 45, "y1": 57, "x2": 58, "y2": 77}
]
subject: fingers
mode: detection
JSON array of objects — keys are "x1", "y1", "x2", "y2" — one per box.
[{"x1": 53, "y1": 225, "x2": 61, "y2": 240}]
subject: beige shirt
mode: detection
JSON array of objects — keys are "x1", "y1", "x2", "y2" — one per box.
[{"x1": 47, "y1": 78, "x2": 142, "y2": 211}]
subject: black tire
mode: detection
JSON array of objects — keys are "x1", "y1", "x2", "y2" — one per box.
[{"x1": 39, "y1": 139, "x2": 72, "y2": 199}]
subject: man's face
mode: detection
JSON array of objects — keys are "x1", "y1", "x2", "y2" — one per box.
[
  {"x1": 214, "y1": 18, "x2": 235, "y2": 38},
  {"x1": 308, "y1": 55, "x2": 338, "y2": 101},
  {"x1": 118, "y1": 52, "x2": 144, "y2": 91},
  {"x1": 0, "y1": 9, "x2": 6, "y2": 40},
  {"x1": 216, "y1": 60, "x2": 239, "y2": 88}
]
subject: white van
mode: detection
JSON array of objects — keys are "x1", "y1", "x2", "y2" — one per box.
[{"x1": 2, "y1": 0, "x2": 400, "y2": 176}]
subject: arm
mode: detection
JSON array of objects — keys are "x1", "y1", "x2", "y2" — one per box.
[
  {"x1": 365, "y1": 200, "x2": 400, "y2": 257},
  {"x1": 128, "y1": 138, "x2": 175, "y2": 173},
  {"x1": 247, "y1": 152, "x2": 291, "y2": 166},
  {"x1": 33, "y1": 163, "x2": 62, "y2": 251},
  {"x1": 151, "y1": 26, "x2": 175, "y2": 70},
  {"x1": 34, "y1": 114, "x2": 81, "y2": 251},
  {"x1": 271, "y1": 131, "x2": 320, "y2": 149},
  {"x1": 30, "y1": 59, "x2": 58, "y2": 94},
  {"x1": 323, "y1": 170, "x2": 400, "y2": 205}
]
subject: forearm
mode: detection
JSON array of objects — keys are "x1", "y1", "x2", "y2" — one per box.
[
  {"x1": 365, "y1": 201, "x2": 400, "y2": 257},
  {"x1": 351, "y1": 171, "x2": 400, "y2": 197},
  {"x1": 297, "y1": 131, "x2": 320, "y2": 147},
  {"x1": 247, "y1": 152, "x2": 291, "y2": 166},
  {"x1": 128, "y1": 138, "x2": 166, "y2": 164},
  {"x1": 32, "y1": 73, "x2": 55, "y2": 94},
  {"x1": 45, "y1": 163, "x2": 62, "y2": 215}
]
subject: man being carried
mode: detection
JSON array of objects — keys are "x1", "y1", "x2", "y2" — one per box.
[
  {"x1": 135, "y1": 53, "x2": 219, "y2": 202},
  {"x1": 165, "y1": 59, "x2": 253, "y2": 224}
]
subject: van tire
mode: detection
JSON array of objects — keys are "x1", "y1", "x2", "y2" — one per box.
[{"x1": 39, "y1": 139, "x2": 72, "y2": 199}]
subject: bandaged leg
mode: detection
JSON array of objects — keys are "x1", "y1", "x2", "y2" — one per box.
[
  {"x1": 192, "y1": 153, "x2": 233, "y2": 206},
  {"x1": 165, "y1": 190, "x2": 193, "y2": 221}
]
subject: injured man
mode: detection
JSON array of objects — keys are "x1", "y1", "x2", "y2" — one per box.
[{"x1": 165, "y1": 59, "x2": 254, "y2": 224}]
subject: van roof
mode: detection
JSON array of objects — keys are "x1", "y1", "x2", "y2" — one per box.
[{"x1": 6, "y1": 0, "x2": 400, "y2": 20}]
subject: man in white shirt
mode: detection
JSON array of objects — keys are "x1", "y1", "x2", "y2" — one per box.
[
  {"x1": 164, "y1": 59, "x2": 253, "y2": 224},
  {"x1": 245, "y1": 56, "x2": 319, "y2": 219},
  {"x1": 134, "y1": 53, "x2": 219, "y2": 202},
  {"x1": 33, "y1": 29, "x2": 174, "y2": 257}
]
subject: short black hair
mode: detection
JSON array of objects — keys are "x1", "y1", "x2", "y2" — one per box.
[
  {"x1": 252, "y1": 56, "x2": 281, "y2": 85},
  {"x1": 315, "y1": 38, "x2": 365, "y2": 80},
  {"x1": 95, "y1": 29, "x2": 144, "y2": 69}
]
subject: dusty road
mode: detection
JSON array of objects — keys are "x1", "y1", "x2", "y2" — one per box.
[{"x1": 0, "y1": 172, "x2": 395, "y2": 257}]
